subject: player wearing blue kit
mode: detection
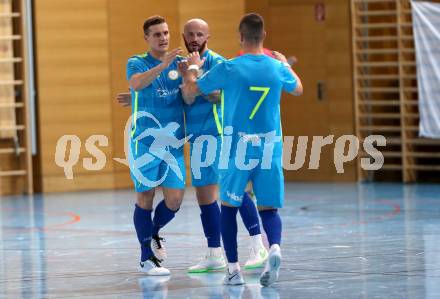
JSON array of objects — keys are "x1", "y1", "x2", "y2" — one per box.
[
  {"x1": 181, "y1": 19, "x2": 268, "y2": 273},
  {"x1": 181, "y1": 13, "x2": 303, "y2": 286},
  {"x1": 126, "y1": 16, "x2": 186, "y2": 276}
]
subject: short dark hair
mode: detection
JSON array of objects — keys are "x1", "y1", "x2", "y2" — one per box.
[
  {"x1": 239, "y1": 13, "x2": 265, "y2": 44},
  {"x1": 143, "y1": 15, "x2": 166, "y2": 35}
]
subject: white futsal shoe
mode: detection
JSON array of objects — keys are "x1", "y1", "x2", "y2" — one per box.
[
  {"x1": 260, "y1": 244, "x2": 282, "y2": 287},
  {"x1": 223, "y1": 269, "x2": 245, "y2": 285},
  {"x1": 244, "y1": 245, "x2": 268, "y2": 270},
  {"x1": 138, "y1": 256, "x2": 170, "y2": 276},
  {"x1": 187, "y1": 248, "x2": 226, "y2": 273},
  {"x1": 151, "y1": 235, "x2": 167, "y2": 261}
]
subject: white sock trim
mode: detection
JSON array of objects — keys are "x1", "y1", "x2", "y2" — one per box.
[
  {"x1": 208, "y1": 247, "x2": 223, "y2": 257},
  {"x1": 228, "y1": 262, "x2": 240, "y2": 273},
  {"x1": 269, "y1": 244, "x2": 281, "y2": 252},
  {"x1": 250, "y1": 234, "x2": 264, "y2": 249}
]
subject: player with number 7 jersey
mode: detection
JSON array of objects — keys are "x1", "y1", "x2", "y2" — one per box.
[
  {"x1": 194, "y1": 52, "x2": 299, "y2": 207},
  {"x1": 181, "y1": 12, "x2": 302, "y2": 286}
]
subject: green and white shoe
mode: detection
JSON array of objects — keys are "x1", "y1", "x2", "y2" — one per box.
[
  {"x1": 244, "y1": 245, "x2": 268, "y2": 270},
  {"x1": 187, "y1": 250, "x2": 226, "y2": 273}
]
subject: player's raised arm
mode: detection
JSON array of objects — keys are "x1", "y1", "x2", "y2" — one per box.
[
  {"x1": 272, "y1": 51, "x2": 303, "y2": 96},
  {"x1": 179, "y1": 52, "x2": 205, "y2": 105},
  {"x1": 178, "y1": 57, "x2": 221, "y2": 104},
  {"x1": 177, "y1": 60, "x2": 196, "y2": 105},
  {"x1": 129, "y1": 48, "x2": 182, "y2": 91}
]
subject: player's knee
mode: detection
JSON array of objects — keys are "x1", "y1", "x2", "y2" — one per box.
[
  {"x1": 164, "y1": 195, "x2": 183, "y2": 211},
  {"x1": 165, "y1": 198, "x2": 182, "y2": 211},
  {"x1": 136, "y1": 189, "x2": 155, "y2": 209},
  {"x1": 163, "y1": 188, "x2": 184, "y2": 211},
  {"x1": 196, "y1": 185, "x2": 218, "y2": 205}
]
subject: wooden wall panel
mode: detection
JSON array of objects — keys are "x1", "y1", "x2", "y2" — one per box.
[{"x1": 34, "y1": 0, "x2": 114, "y2": 191}]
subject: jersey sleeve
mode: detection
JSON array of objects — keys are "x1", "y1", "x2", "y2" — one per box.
[
  {"x1": 126, "y1": 57, "x2": 145, "y2": 81},
  {"x1": 196, "y1": 61, "x2": 229, "y2": 95},
  {"x1": 214, "y1": 54, "x2": 226, "y2": 65},
  {"x1": 280, "y1": 64, "x2": 297, "y2": 93}
]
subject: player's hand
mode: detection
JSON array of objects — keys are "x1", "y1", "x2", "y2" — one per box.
[
  {"x1": 177, "y1": 59, "x2": 189, "y2": 76},
  {"x1": 272, "y1": 51, "x2": 288, "y2": 63},
  {"x1": 161, "y1": 47, "x2": 183, "y2": 69},
  {"x1": 187, "y1": 52, "x2": 206, "y2": 68},
  {"x1": 116, "y1": 92, "x2": 131, "y2": 107}
]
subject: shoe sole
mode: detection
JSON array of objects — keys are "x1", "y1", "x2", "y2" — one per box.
[
  {"x1": 138, "y1": 267, "x2": 171, "y2": 276},
  {"x1": 187, "y1": 265, "x2": 226, "y2": 274},
  {"x1": 260, "y1": 252, "x2": 281, "y2": 287},
  {"x1": 243, "y1": 261, "x2": 266, "y2": 270},
  {"x1": 223, "y1": 279, "x2": 245, "y2": 286}
]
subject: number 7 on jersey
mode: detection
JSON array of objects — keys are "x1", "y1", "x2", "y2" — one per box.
[{"x1": 249, "y1": 86, "x2": 270, "y2": 120}]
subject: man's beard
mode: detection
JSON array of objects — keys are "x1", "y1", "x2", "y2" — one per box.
[{"x1": 184, "y1": 40, "x2": 207, "y2": 54}]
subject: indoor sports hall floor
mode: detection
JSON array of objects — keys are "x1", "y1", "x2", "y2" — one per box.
[{"x1": 1, "y1": 183, "x2": 439, "y2": 299}]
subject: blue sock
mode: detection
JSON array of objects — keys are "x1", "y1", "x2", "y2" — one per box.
[
  {"x1": 239, "y1": 192, "x2": 261, "y2": 236},
  {"x1": 221, "y1": 204, "x2": 239, "y2": 263},
  {"x1": 133, "y1": 204, "x2": 153, "y2": 262},
  {"x1": 259, "y1": 209, "x2": 282, "y2": 246},
  {"x1": 200, "y1": 201, "x2": 221, "y2": 248},
  {"x1": 152, "y1": 200, "x2": 177, "y2": 237}
]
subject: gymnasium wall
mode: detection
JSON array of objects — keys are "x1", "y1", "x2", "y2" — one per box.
[{"x1": 34, "y1": 0, "x2": 114, "y2": 192}]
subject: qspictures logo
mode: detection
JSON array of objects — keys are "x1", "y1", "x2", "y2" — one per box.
[{"x1": 54, "y1": 113, "x2": 386, "y2": 188}]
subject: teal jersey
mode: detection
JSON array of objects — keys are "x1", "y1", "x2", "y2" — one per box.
[
  {"x1": 196, "y1": 54, "x2": 297, "y2": 158},
  {"x1": 126, "y1": 52, "x2": 185, "y2": 144},
  {"x1": 184, "y1": 49, "x2": 225, "y2": 139}
]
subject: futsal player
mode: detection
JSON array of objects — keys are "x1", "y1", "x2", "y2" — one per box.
[
  {"x1": 180, "y1": 13, "x2": 303, "y2": 286},
  {"x1": 126, "y1": 15, "x2": 185, "y2": 276}
]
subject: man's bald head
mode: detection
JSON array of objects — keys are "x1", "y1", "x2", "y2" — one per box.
[
  {"x1": 184, "y1": 18, "x2": 209, "y2": 34},
  {"x1": 183, "y1": 18, "x2": 210, "y2": 54}
]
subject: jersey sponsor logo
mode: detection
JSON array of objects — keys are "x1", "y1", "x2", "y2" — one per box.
[
  {"x1": 227, "y1": 191, "x2": 242, "y2": 203},
  {"x1": 168, "y1": 70, "x2": 179, "y2": 80},
  {"x1": 157, "y1": 88, "x2": 179, "y2": 98}
]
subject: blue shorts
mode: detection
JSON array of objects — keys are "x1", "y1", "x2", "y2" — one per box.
[
  {"x1": 218, "y1": 157, "x2": 284, "y2": 208},
  {"x1": 189, "y1": 135, "x2": 221, "y2": 187},
  {"x1": 129, "y1": 139, "x2": 186, "y2": 192}
]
